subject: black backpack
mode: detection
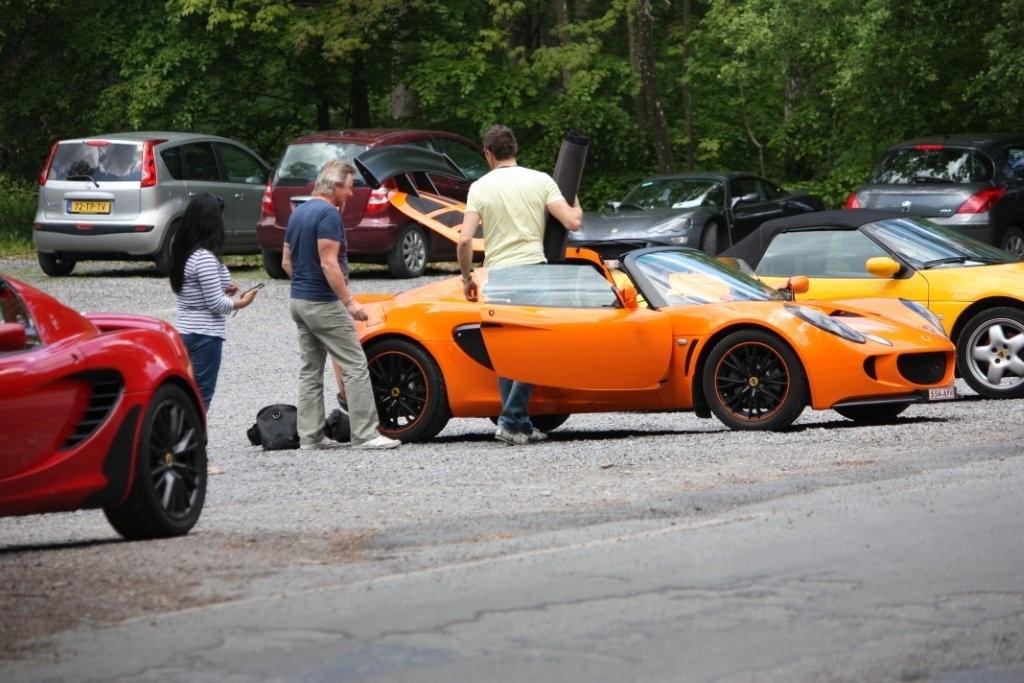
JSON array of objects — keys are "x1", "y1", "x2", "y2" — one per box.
[
  {"x1": 246, "y1": 404, "x2": 299, "y2": 450},
  {"x1": 246, "y1": 403, "x2": 350, "y2": 450}
]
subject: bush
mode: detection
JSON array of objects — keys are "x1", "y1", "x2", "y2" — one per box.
[{"x1": 0, "y1": 174, "x2": 37, "y2": 255}]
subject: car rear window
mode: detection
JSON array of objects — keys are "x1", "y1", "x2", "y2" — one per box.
[
  {"x1": 274, "y1": 142, "x2": 368, "y2": 186},
  {"x1": 48, "y1": 141, "x2": 142, "y2": 182},
  {"x1": 870, "y1": 147, "x2": 994, "y2": 184}
]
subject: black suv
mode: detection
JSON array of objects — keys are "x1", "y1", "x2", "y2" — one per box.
[{"x1": 846, "y1": 134, "x2": 1024, "y2": 259}]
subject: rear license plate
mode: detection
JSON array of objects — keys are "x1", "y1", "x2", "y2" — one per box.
[
  {"x1": 928, "y1": 385, "x2": 956, "y2": 401},
  {"x1": 68, "y1": 200, "x2": 111, "y2": 214}
]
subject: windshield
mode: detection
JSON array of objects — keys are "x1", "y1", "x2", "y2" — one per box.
[
  {"x1": 275, "y1": 142, "x2": 368, "y2": 186},
  {"x1": 631, "y1": 250, "x2": 784, "y2": 307},
  {"x1": 870, "y1": 147, "x2": 993, "y2": 184},
  {"x1": 620, "y1": 178, "x2": 725, "y2": 211},
  {"x1": 863, "y1": 218, "x2": 1014, "y2": 266},
  {"x1": 49, "y1": 141, "x2": 141, "y2": 182}
]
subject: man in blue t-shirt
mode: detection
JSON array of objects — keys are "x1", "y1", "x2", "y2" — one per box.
[{"x1": 281, "y1": 159, "x2": 400, "y2": 450}]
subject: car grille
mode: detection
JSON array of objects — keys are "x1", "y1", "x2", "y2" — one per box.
[
  {"x1": 896, "y1": 352, "x2": 947, "y2": 385},
  {"x1": 60, "y1": 371, "x2": 124, "y2": 450}
]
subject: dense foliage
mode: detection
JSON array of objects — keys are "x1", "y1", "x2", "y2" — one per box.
[{"x1": 2, "y1": 0, "x2": 1022, "y2": 214}]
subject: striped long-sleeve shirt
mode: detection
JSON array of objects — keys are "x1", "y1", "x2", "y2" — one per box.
[{"x1": 175, "y1": 249, "x2": 233, "y2": 339}]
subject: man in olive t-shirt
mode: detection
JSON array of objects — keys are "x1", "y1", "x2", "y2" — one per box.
[{"x1": 457, "y1": 124, "x2": 583, "y2": 446}]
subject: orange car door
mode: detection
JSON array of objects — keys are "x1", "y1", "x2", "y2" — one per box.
[{"x1": 479, "y1": 306, "x2": 673, "y2": 390}]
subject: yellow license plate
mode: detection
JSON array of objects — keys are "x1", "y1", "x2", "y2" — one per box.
[{"x1": 68, "y1": 200, "x2": 112, "y2": 214}]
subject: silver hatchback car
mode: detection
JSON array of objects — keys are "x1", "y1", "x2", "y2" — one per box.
[{"x1": 33, "y1": 132, "x2": 270, "y2": 275}]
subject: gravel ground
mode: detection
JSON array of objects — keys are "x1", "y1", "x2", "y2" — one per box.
[{"x1": 2, "y1": 257, "x2": 1023, "y2": 654}]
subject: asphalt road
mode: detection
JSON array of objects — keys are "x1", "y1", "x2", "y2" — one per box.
[{"x1": 1, "y1": 258, "x2": 1023, "y2": 682}]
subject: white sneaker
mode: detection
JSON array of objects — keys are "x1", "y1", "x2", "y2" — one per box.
[
  {"x1": 299, "y1": 438, "x2": 346, "y2": 450},
  {"x1": 352, "y1": 434, "x2": 402, "y2": 450}
]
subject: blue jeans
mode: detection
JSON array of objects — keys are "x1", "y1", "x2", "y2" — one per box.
[
  {"x1": 497, "y1": 377, "x2": 534, "y2": 433},
  {"x1": 182, "y1": 333, "x2": 223, "y2": 414}
]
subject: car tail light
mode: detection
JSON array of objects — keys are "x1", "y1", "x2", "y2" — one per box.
[
  {"x1": 140, "y1": 139, "x2": 166, "y2": 188},
  {"x1": 260, "y1": 179, "x2": 276, "y2": 219},
  {"x1": 914, "y1": 144, "x2": 944, "y2": 151},
  {"x1": 365, "y1": 187, "x2": 391, "y2": 216},
  {"x1": 844, "y1": 192, "x2": 861, "y2": 209},
  {"x1": 38, "y1": 142, "x2": 58, "y2": 185},
  {"x1": 957, "y1": 186, "x2": 1006, "y2": 214},
  {"x1": 84, "y1": 140, "x2": 111, "y2": 147}
]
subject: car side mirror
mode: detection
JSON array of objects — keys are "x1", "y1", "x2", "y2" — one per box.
[
  {"x1": 619, "y1": 285, "x2": 639, "y2": 309},
  {"x1": 865, "y1": 256, "x2": 901, "y2": 279},
  {"x1": 730, "y1": 192, "x2": 759, "y2": 209},
  {"x1": 784, "y1": 275, "x2": 809, "y2": 295},
  {"x1": 0, "y1": 322, "x2": 27, "y2": 352},
  {"x1": 606, "y1": 200, "x2": 621, "y2": 211}
]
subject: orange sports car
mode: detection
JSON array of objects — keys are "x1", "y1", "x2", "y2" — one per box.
[{"x1": 354, "y1": 246, "x2": 956, "y2": 441}]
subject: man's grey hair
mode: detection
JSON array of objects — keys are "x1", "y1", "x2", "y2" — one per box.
[{"x1": 314, "y1": 159, "x2": 356, "y2": 196}]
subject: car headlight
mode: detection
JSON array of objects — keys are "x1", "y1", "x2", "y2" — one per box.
[
  {"x1": 899, "y1": 299, "x2": 946, "y2": 337},
  {"x1": 785, "y1": 304, "x2": 866, "y2": 344},
  {"x1": 648, "y1": 216, "x2": 693, "y2": 234}
]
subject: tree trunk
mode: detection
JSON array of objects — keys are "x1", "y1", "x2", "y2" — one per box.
[
  {"x1": 681, "y1": 0, "x2": 694, "y2": 169},
  {"x1": 738, "y1": 81, "x2": 766, "y2": 177},
  {"x1": 628, "y1": 0, "x2": 673, "y2": 173},
  {"x1": 316, "y1": 100, "x2": 330, "y2": 131},
  {"x1": 552, "y1": 0, "x2": 572, "y2": 88},
  {"x1": 349, "y1": 54, "x2": 371, "y2": 127}
]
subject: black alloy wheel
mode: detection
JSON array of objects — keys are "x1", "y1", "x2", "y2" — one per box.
[
  {"x1": 834, "y1": 402, "x2": 911, "y2": 424},
  {"x1": 702, "y1": 329, "x2": 807, "y2": 430},
  {"x1": 104, "y1": 383, "x2": 207, "y2": 539},
  {"x1": 366, "y1": 339, "x2": 450, "y2": 441}
]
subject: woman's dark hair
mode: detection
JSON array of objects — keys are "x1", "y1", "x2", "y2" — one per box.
[{"x1": 169, "y1": 193, "x2": 226, "y2": 293}]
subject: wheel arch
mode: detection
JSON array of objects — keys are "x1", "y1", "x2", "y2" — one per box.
[
  {"x1": 691, "y1": 323, "x2": 810, "y2": 414},
  {"x1": 159, "y1": 374, "x2": 206, "y2": 427},
  {"x1": 949, "y1": 297, "x2": 1024, "y2": 345}
]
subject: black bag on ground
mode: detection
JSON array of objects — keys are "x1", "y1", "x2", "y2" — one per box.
[
  {"x1": 324, "y1": 404, "x2": 351, "y2": 443},
  {"x1": 247, "y1": 404, "x2": 300, "y2": 450}
]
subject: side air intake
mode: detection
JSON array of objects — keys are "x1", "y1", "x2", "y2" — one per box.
[{"x1": 60, "y1": 371, "x2": 124, "y2": 450}]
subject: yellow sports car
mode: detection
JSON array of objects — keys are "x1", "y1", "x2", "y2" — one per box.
[{"x1": 724, "y1": 209, "x2": 1024, "y2": 399}]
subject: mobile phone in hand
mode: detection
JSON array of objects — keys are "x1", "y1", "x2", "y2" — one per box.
[{"x1": 243, "y1": 282, "x2": 265, "y2": 295}]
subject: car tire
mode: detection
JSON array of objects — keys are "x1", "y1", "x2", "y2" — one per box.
[
  {"x1": 700, "y1": 222, "x2": 719, "y2": 255},
  {"x1": 1001, "y1": 226, "x2": 1024, "y2": 261},
  {"x1": 103, "y1": 383, "x2": 207, "y2": 539},
  {"x1": 37, "y1": 251, "x2": 76, "y2": 276},
  {"x1": 366, "y1": 338, "x2": 450, "y2": 441},
  {"x1": 262, "y1": 248, "x2": 289, "y2": 280},
  {"x1": 702, "y1": 329, "x2": 808, "y2": 430},
  {"x1": 153, "y1": 223, "x2": 177, "y2": 276},
  {"x1": 387, "y1": 224, "x2": 428, "y2": 278},
  {"x1": 488, "y1": 414, "x2": 570, "y2": 432},
  {"x1": 956, "y1": 306, "x2": 1024, "y2": 399},
  {"x1": 834, "y1": 402, "x2": 910, "y2": 424}
]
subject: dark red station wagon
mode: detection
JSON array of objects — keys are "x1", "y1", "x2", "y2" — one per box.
[{"x1": 257, "y1": 129, "x2": 487, "y2": 278}]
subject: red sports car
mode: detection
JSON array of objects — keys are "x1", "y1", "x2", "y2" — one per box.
[{"x1": 0, "y1": 275, "x2": 207, "y2": 539}]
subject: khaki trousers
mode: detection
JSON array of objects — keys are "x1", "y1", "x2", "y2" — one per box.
[{"x1": 289, "y1": 298, "x2": 379, "y2": 445}]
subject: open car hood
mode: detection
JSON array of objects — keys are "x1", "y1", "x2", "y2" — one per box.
[{"x1": 354, "y1": 145, "x2": 467, "y2": 195}]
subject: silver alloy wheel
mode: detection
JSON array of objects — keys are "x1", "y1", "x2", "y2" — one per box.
[
  {"x1": 402, "y1": 228, "x2": 426, "y2": 273},
  {"x1": 966, "y1": 316, "x2": 1024, "y2": 391},
  {"x1": 1003, "y1": 229, "x2": 1024, "y2": 260}
]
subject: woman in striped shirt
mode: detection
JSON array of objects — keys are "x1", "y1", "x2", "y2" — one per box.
[{"x1": 170, "y1": 193, "x2": 259, "y2": 474}]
